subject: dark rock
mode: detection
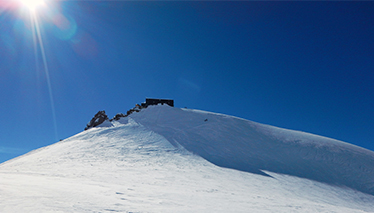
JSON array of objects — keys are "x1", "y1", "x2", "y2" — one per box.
[
  {"x1": 126, "y1": 104, "x2": 142, "y2": 116},
  {"x1": 85, "y1": 110, "x2": 109, "y2": 130},
  {"x1": 111, "y1": 113, "x2": 126, "y2": 121}
]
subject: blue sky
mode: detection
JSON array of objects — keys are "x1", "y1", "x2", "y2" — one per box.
[{"x1": 0, "y1": 1, "x2": 373, "y2": 163}]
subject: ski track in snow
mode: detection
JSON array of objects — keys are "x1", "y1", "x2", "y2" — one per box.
[{"x1": 0, "y1": 105, "x2": 374, "y2": 212}]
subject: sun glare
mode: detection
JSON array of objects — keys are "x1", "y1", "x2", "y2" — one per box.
[{"x1": 20, "y1": 0, "x2": 45, "y2": 12}]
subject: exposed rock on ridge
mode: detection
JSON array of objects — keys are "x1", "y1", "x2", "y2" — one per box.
[
  {"x1": 84, "y1": 110, "x2": 109, "y2": 130},
  {"x1": 85, "y1": 104, "x2": 144, "y2": 130},
  {"x1": 84, "y1": 98, "x2": 174, "y2": 130}
]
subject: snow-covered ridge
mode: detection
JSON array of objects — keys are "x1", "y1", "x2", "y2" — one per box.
[
  {"x1": 126, "y1": 105, "x2": 374, "y2": 196},
  {"x1": 82, "y1": 104, "x2": 374, "y2": 195},
  {"x1": 1, "y1": 105, "x2": 374, "y2": 212}
]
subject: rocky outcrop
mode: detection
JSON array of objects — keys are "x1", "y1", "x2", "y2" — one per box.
[
  {"x1": 85, "y1": 98, "x2": 172, "y2": 130},
  {"x1": 84, "y1": 110, "x2": 109, "y2": 130},
  {"x1": 126, "y1": 104, "x2": 142, "y2": 116},
  {"x1": 110, "y1": 113, "x2": 126, "y2": 121}
]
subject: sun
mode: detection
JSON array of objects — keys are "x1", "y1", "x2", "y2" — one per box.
[{"x1": 20, "y1": 0, "x2": 46, "y2": 12}]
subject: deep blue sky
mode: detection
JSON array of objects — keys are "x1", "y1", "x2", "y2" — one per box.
[{"x1": 1, "y1": 1, "x2": 374, "y2": 163}]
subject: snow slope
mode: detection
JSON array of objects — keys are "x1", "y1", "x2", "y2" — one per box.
[
  {"x1": 131, "y1": 105, "x2": 374, "y2": 196},
  {"x1": 0, "y1": 105, "x2": 373, "y2": 212}
]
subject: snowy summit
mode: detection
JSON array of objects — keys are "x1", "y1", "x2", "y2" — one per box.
[{"x1": 1, "y1": 104, "x2": 374, "y2": 212}]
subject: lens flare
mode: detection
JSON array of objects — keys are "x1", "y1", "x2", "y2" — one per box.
[
  {"x1": 6, "y1": 0, "x2": 83, "y2": 141},
  {"x1": 20, "y1": 0, "x2": 45, "y2": 12}
]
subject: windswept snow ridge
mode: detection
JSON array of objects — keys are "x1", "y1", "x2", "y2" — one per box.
[
  {"x1": 0, "y1": 105, "x2": 373, "y2": 212},
  {"x1": 131, "y1": 105, "x2": 374, "y2": 196}
]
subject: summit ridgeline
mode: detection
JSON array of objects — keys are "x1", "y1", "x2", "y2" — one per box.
[
  {"x1": 1, "y1": 101, "x2": 374, "y2": 212},
  {"x1": 84, "y1": 98, "x2": 174, "y2": 130}
]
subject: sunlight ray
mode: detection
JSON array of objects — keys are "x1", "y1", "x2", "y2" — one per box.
[
  {"x1": 30, "y1": 11, "x2": 40, "y2": 80},
  {"x1": 31, "y1": 11, "x2": 59, "y2": 141}
]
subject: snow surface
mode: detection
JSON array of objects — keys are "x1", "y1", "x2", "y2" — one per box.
[{"x1": 1, "y1": 105, "x2": 374, "y2": 212}]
